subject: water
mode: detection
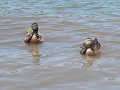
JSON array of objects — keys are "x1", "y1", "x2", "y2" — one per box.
[{"x1": 0, "y1": 0, "x2": 120, "y2": 89}]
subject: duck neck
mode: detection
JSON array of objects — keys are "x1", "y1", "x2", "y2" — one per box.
[
  {"x1": 32, "y1": 29, "x2": 39, "y2": 39},
  {"x1": 33, "y1": 29, "x2": 38, "y2": 34}
]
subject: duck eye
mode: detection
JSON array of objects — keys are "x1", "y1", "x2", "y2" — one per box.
[{"x1": 31, "y1": 25, "x2": 38, "y2": 30}]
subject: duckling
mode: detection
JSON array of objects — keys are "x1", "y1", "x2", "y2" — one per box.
[
  {"x1": 80, "y1": 38, "x2": 101, "y2": 56},
  {"x1": 24, "y1": 23, "x2": 44, "y2": 43}
]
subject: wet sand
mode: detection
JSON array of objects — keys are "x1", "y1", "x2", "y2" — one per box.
[{"x1": 1, "y1": 0, "x2": 120, "y2": 90}]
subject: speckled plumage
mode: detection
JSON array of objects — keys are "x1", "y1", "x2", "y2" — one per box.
[{"x1": 80, "y1": 38, "x2": 101, "y2": 56}]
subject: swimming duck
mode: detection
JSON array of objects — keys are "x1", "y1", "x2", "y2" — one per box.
[
  {"x1": 80, "y1": 38, "x2": 101, "y2": 56},
  {"x1": 24, "y1": 23, "x2": 44, "y2": 43}
]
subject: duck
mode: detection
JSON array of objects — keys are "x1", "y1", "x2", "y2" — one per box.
[
  {"x1": 80, "y1": 38, "x2": 101, "y2": 56},
  {"x1": 24, "y1": 23, "x2": 44, "y2": 43}
]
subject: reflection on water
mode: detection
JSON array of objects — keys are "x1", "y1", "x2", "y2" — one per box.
[
  {"x1": 26, "y1": 43, "x2": 41, "y2": 64},
  {"x1": 82, "y1": 59, "x2": 93, "y2": 69},
  {"x1": 82, "y1": 52, "x2": 101, "y2": 69}
]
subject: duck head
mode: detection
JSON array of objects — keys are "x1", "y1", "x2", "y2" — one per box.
[
  {"x1": 31, "y1": 22, "x2": 39, "y2": 34},
  {"x1": 84, "y1": 38, "x2": 93, "y2": 48}
]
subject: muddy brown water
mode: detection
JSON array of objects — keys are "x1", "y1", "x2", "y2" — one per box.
[{"x1": 1, "y1": 0, "x2": 120, "y2": 90}]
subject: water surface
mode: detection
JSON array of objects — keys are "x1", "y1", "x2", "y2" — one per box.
[{"x1": 1, "y1": 0, "x2": 120, "y2": 89}]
